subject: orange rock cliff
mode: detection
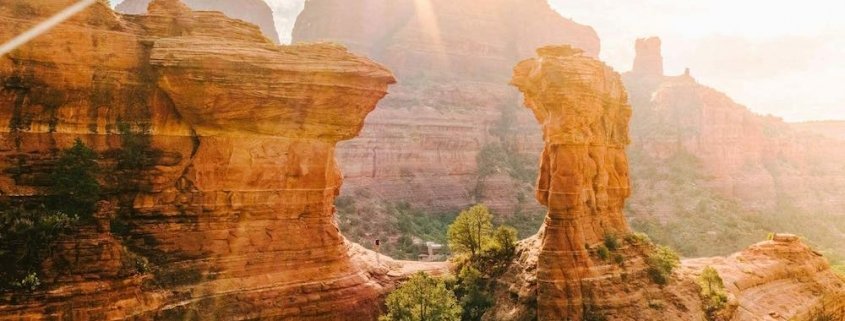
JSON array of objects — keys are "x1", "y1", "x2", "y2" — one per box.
[
  {"x1": 292, "y1": 0, "x2": 601, "y2": 219},
  {"x1": 0, "y1": 0, "x2": 405, "y2": 319},
  {"x1": 115, "y1": 0, "x2": 280, "y2": 43},
  {"x1": 623, "y1": 37, "x2": 845, "y2": 258},
  {"x1": 487, "y1": 46, "x2": 845, "y2": 321}
]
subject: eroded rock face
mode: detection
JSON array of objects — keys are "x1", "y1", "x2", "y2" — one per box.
[
  {"x1": 511, "y1": 45, "x2": 633, "y2": 320},
  {"x1": 624, "y1": 37, "x2": 845, "y2": 258},
  {"x1": 115, "y1": 0, "x2": 281, "y2": 43},
  {"x1": 0, "y1": 0, "x2": 396, "y2": 319},
  {"x1": 494, "y1": 44, "x2": 845, "y2": 321},
  {"x1": 684, "y1": 235, "x2": 845, "y2": 321},
  {"x1": 292, "y1": 0, "x2": 600, "y2": 220}
]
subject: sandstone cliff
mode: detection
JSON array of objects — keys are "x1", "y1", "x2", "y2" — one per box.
[
  {"x1": 0, "y1": 0, "x2": 421, "y2": 319},
  {"x1": 292, "y1": 0, "x2": 601, "y2": 247},
  {"x1": 684, "y1": 234, "x2": 845, "y2": 321},
  {"x1": 487, "y1": 45, "x2": 845, "y2": 321},
  {"x1": 115, "y1": 0, "x2": 280, "y2": 43},
  {"x1": 623, "y1": 38, "x2": 845, "y2": 259}
]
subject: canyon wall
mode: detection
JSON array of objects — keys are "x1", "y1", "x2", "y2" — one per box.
[
  {"x1": 488, "y1": 45, "x2": 845, "y2": 321},
  {"x1": 0, "y1": 0, "x2": 404, "y2": 319},
  {"x1": 623, "y1": 38, "x2": 845, "y2": 258},
  {"x1": 114, "y1": 0, "x2": 280, "y2": 43},
  {"x1": 292, "y1": 0, "x2": 600, "y2": 229}
]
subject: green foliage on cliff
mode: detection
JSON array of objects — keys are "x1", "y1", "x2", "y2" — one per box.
[
  {"x1": 646, "y1": 245, "x2": 681, "y2": 285},
  {"x1": 476, "y1": 142, "x2": 536, "y2": 184},
  {"x1": 48, "y1": 138, "x2": 101, "y2": 218},
  {"x1": 380, "y1": 272, "x2": 461, "y2": 321},
  {"x1": 116, "y1": 122, "x2": 155, "y2": 171},
  {"x1": 447, "y1": 205, "x2": 494, "y2": 258},
  {"x1": 454, "y1": 266, "x2": 493, "y2": 321},
  {"x1": 0, "y1": 205, "x2": 77, "y2": 291},
  {"x1": 698, "y1": 266, "x2": 729, "y2": 321}
]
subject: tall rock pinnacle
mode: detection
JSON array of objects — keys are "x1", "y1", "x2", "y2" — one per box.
[
  {"x1": 632, "y1": 37, "x2": 664, "y2": 77},
  {"x1": 512, "y1": 45, "x2": 633, "y2": 320}
]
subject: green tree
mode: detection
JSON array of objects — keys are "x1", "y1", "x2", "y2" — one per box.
[
  {"x1": 380, "y1": 272, "x2": 461, "y2": 321},
  {"x1": 698, "y1": 266, "x2": 728, "y2": 321},
  {"x1": 0, "y1": 206, "x2": 77, "y2": 290},
  {"x1": 447, "y1": 205, "x2": 493, "y2": 257},
  {"x1": 646, "y1": 245, "x2": 681, "y2": 285},
  {"x1": 455, "y1": 266, "x2": 493, "y2": 321},
  {"x1": 48, "y1": 138, "x2": 100, "y2": 217},
  {"x1": 488, "y1": 225, "x2": 518, "y2": 258}
]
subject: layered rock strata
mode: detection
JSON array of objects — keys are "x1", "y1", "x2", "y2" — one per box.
[
  {"x1": 684, "y1": 235, "x2": 845, "y2": 321},
  {"x1": 490, "y1": 44, "x2": 845, "y2": 321},
  {"x1": 115, "y1": 0, "x2": 280, "y2": 43},
  {"x1": 511, "y1": 45, "x2": 633, "y2": 320},
  {"x1": 623, "y1": 38, "x2": 845, "y2": 258},
  {"x1": 293, "y1": 0, "x2": 600, "y2": 218},
  {"x1": 0, "y1": 0, "x2": 403, "y2": 319}
]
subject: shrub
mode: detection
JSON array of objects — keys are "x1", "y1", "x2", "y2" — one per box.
[
  {"x1": 698, "y1": 266, "x2": 729, "y2": 321},
  {"x1": 596, "y1": 245, "x2": 610, "y2": 261},
  {"x1": 604, "y1": 233, "x2": 620, "y2": 251},
  {"x1": 48, "y1": 138, "x2": 100, "y2": 218},
  {"x1": 646, "y1": 245, "x2": 681, "y2": 285},
  {"x1": 380, "y1": 272, "x2": 461, "y2": 321},
  {"x1": 625, "y1": 232, "x2": 652, "y2": 245},
  {"x1": 12, "y1": 272, "x2": 40, "y2": 291},
  {"x1": 0, "y1": 206, "x2": 77, "y2": 290},
  {"x1": 612, "y1": 253, "x2": 625, "y2": 266},
  {"x1": 455, "y1": 266, "x2": 493, "y2": 321},
  {"x1": 488, "y1": 225, "x2": 518, "y2": 258},
  {"x1": 583, "y1": 303, "x2": 607, "y2": 321},
  {"x1": 447, "y1": 205, "x2": 493, "y2": 258},
  {"x1": 117, "y1": 122, "x2": 155, "y2": 171}
]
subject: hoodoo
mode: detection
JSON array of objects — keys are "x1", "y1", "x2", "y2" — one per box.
[{"x1": 512, "y1": 45, "x2": 634, "y2": 320}]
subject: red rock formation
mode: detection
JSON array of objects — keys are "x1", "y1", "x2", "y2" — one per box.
[
  {"x1": 0, "y1": 0, "x2": 405, "y2": 319},
  {"x1": 624, "y1": 38, "x2": 845, "y2": 259},
  {"x1": 115, "y1": 0, "x2": 281, "y2": 43},
  {"x1": 492, "y1": 45, "x2": 845, "y2": 321},
  {"x1": 684, "y1": 235, "x2": 845, "y2": 321},
  {"x1": 292, "y1": 0, "x2": 600, "y2": 218},
  {"x1": 632, "y1": 37, "x2": 664, "y2": 77},
  {"x1": 512, "y1": 45, "x2": 633, "y2": 320}
]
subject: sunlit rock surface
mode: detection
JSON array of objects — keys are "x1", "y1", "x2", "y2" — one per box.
[
  {"x1": 0, "y1": 0, "x2": 424, "y2": 319},
  {"x1": 684, "y1": 235, "x2": 845, "y2": 321},
  {"x1": 624, "y1": 37, "x2": 845, "y2": 258},
  {"x1": 488, "y1": 45, "x2": 845, "y2": 321},
  {"x1": 115, "y1": 0, "x2": 280, "y2": 43},
  {"x1": 292, "y1": 0, "x2": 600, "y2": 218}
]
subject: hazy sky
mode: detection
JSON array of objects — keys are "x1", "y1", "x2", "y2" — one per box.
[
  {"x1": 546, "y1": 0, "x2": 845, "y2": 122},
  {"x1": 114, "y1": 0, "x2": 843, "y2": 122}
]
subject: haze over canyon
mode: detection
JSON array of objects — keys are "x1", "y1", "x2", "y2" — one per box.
[{"x1": 0, "y1": 0, "x2": 843, "y2": 320}]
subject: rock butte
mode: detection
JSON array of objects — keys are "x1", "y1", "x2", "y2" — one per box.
[
  {"x1": 0, "y1": 0, "x2": 445, "y2": 319},
  {"x1": 293, "y1": 0, "x2": 600, "y2": 217}
]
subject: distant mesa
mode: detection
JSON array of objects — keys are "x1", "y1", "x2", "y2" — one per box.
[{"x1": 115, "y1": 0, "x2": 280, "y2": 43}]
